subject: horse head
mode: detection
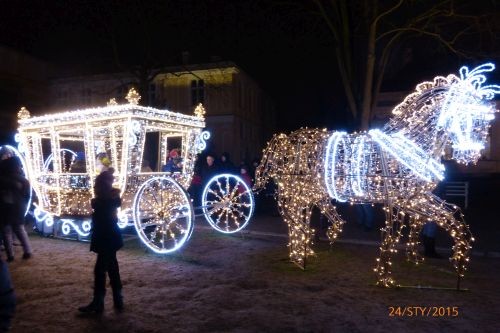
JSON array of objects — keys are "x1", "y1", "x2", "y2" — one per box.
[{"x1": 438, "y1": 63, "x2": 500, "y2": 164}]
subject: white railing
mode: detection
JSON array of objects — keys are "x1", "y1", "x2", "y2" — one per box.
[{"x1": 444, "y1": 181, "x2": 469, "y2": 209}]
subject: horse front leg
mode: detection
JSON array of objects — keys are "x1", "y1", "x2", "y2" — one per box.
[
  {"x1": 375, "y1": 203, "x2": 406, "y2": 287},
  {"x1": 414, "y1": 193, "x2": 474, "y2": 282},
  {"x1": 316, "y1": 198, "x2": 345, "y2": 245},
  {"x1": 406, "y1": 215, "x2": 424, "y2": 265},
  {"x1": 277, "y1": 195, "x2": 314, "y2": 270}
]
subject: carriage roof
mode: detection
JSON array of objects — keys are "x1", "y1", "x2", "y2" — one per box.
[{"x1": 17, "y1": 103, "x2": 205, "y2": 132}]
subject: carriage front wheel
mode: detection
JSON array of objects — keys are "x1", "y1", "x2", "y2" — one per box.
[
  {"x1": 133, "y1": 177, "x2": 194, "y2": 253},
  {"x1": 201, "y1": 173, "x2": 254, "y2": 233}
]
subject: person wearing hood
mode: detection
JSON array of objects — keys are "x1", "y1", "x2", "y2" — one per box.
[{"x1": 79, "y1": 168, "x2": 124, "y2": 314}]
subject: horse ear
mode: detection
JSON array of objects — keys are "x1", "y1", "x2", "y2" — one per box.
[{"x1": 461, "y1": 63, "x2": 495, "y2": 79}]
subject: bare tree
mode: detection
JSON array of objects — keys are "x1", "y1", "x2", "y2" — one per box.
[
  {"x1": 309, "y1": 0, "x2": 499, "y2": 130},
  {"x1": 84, "y1": 1, "x2": 242, "y2": 107}
]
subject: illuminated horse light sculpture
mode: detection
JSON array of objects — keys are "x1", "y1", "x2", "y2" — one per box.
[{"x1": 254, "y1": 63, "x2": 499, "y2": 287}]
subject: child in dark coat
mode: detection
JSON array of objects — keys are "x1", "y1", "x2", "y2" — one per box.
[{"x1": 79, "y1": 169, "x2": 124, "y2": 314}]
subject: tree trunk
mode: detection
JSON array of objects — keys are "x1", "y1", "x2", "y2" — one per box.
[{"x1": 360, "y1": 18, "x2": 377, "y2": 131}]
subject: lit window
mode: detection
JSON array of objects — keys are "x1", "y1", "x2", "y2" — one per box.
[{"x1": 191, "y1": 80, "x2": 205, "y2": 106}]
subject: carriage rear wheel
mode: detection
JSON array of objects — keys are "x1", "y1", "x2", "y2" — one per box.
[
  {"x1": 133, "y1": 177, "x2": 194, "y2": 253},
  {"x1": 201, "y1": 173, "x2": 254, "y2": 233}
]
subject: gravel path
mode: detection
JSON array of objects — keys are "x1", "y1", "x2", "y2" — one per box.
[{"x1": 6, "y1": 228, "x2": 500, "y2": 333}]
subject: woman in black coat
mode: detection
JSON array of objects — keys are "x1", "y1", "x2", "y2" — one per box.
[
  {"x1": 79, "y1": 169, "x2": 124, "y2": 314},
  {"x1": 0, "y1": 157, "x2": 33, "y2": 262}
]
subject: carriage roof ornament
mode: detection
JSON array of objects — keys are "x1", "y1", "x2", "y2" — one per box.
[
  {"x1": 194, "y1": 103, "x2": 206, "y2": 118},
  {"x1": 107, "y1": 98, "x2": 118, "y2": 106},
  {"x1": 125, "y1": 88, "x2": 141, "y2": 105},
  {"x1": 17, "y1": 106, "x2": 31, "y2": 120}
]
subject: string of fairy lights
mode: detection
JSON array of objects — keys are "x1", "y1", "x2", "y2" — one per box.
[
  {"x1": 254, "y1": 63, "x2": 499, "y2": 286},
  {"x1": 16, "y1": 89, "x2": 210, "y2": 252},
  {"x1": 11, "y1": 64, "x2": 499, "y2": 285}
]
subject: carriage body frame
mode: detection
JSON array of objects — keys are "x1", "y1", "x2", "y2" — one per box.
[{"x1": 17, "y1": 103, "x2": 206, "y2": 226}]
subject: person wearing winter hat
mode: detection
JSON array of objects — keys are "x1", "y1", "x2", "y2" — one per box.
[
  {"x1": 79, "y1": 168, "x2": 124, "y2": 314},
  {"x1": 162, "y1": 149, "x2": 182, "y2": 173},
  {"x1": 95, "y1": 152, "x2": 112, "y2": 174}
]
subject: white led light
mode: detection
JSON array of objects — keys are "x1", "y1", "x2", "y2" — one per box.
[
  {"x1": 324, "y1": 132, "x2": 348, "y2": 202},
  {"x1": 16, "y1": 90, "x2": 214, "y2": 253},
  {"x1": 369, "y1": 129, "x2": 445, "y2": 181},
  {"x1": 437, "y1": 63, "x2": 500, "y2": 164},
  {"x1": 33, "y1": 204, "x2": 54, "y2": 227},
  {"x1": 117, "y1": 209, "x2": 129, "y2": 229},
  {"x1": 201, "y1": 173, "x2": 254, "y2": 233},
  {"x1": 132, "y1": 176, "x2": 194, "y2": 254},
  {"x1": 61, "y1": 218, "x2": 91, "y2": 237},
  {"x1": 254, "y1": 63, "x2": 499, "y2": 286},
  {"x1": 43, "y1": 149, "x2": 77, "y2": 172},
  {"x1": 196, "y1": 131, "x2": 211, "y2": 152}
]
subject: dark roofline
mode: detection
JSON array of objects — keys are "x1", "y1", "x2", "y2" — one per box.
[{"x1": 48, "y1": 60, "x2": 271, "y2": 92}]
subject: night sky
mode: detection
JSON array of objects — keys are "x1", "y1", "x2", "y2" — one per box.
[{"x1": 1, "y1": 0, "x2": 499, "y2": 132}]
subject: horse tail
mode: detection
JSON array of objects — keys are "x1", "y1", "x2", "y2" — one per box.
[{"x1": 253, "y1": 133, "x2": 287, "y2": 192}]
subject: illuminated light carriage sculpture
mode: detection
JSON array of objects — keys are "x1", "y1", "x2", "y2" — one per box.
[
  {"x1": 11, "y1": 90, "x2": 255, "y2": 254},
  {"x1": 254, "y1": 64, "x2": 499, "y2": 286}
]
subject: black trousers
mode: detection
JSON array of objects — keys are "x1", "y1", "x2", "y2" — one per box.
[{"x1": 94, "y1": 251, "x2": 122, "y2": 297}]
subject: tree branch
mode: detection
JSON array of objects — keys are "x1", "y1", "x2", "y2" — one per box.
[{"x1": 372, "y1": 0, "x2": 404, "y2": 26}]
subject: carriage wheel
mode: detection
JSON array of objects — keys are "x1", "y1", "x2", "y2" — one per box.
[
  {"x1": 201, "y1": 173, "x2": 254, "y2": 233},
  {"x1": 133, "y1": 177, "x2": 194, "y2": 254}
]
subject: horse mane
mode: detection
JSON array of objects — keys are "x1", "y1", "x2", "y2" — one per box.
[{"x1": 383, "y1": 74, "x2": 460, "y2": 134}]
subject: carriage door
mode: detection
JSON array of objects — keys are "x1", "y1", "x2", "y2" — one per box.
[{"x1": 57, "y1": 130, "x2": 92, "y2": 216}]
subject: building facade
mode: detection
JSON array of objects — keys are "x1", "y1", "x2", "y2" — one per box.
[
  {"x1": 48, "y1": 62, "x2": 275, "y2": 165},
  {"x1": 0, "y1": 45, "x2": 53, "y2": 141}
]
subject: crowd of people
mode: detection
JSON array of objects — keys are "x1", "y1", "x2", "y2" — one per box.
[{"x1": 186, "y1": 151, "x2": 260, "y2": 206}]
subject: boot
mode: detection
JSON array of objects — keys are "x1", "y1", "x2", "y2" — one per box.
[
  {"x1": 78, "y1": 295, "x2": 104, "y2": 314},
  {"x1": 112, "y1": 289, "x2": 124, "y2": 311}
]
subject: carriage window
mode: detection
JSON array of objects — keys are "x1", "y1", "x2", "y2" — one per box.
[
  {"x1": 60, "y1": 140, "x2": 86, "y2": 173},
  {"x1": 162, "y1": 136, "x2": 183, "y2": 173},
  {"x1": 41, "y1": 138, "x2": 52, "y2": 172},
  {"x1": 164, "y1": 136, "x2": 182, "y2": 162},
  {"x1": 143, "y1": 132, "x2": 160, "y2": 172}
]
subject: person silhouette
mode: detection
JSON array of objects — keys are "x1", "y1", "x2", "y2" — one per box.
[{"x1": 79, "y1": 169, "x2": 124, "y2": 314}]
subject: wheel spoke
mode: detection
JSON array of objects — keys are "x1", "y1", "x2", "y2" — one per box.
[
  {"x1": 232, "y1": 202, "x2": 252, "y2": 208},
  {"x1": 207, "y1": 189, "x2": 224, "y2": 202},
  {"x1": 134, "y1": 177, "x2": 192, "y2": 253},
  {"x1": 229, "y1": 182, "x2": 240, "y2": 199},
  {"x1": 225, "y1": 176, "x2": 230, "y2": 195},
  {"x1": 201, "y1": 174, "x2": 253, "y2": 233}
]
